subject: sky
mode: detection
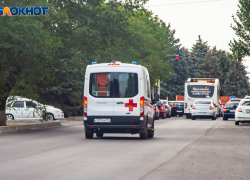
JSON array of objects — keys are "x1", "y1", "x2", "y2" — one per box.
[{"x1": 145, "y1": 0, "x2": 250, "y2": 75}]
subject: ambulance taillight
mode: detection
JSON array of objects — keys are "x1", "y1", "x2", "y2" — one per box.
[
  {"x1": 84, "y1": 96, "x2": 87, "y2": 116},
  {"x1": 140, "y1": 97, "x2": 144, "y2": 116}
]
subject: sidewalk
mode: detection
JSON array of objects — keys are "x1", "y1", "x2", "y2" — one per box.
[{"x1": 0, "y1": 116, "x2": 84, "y2": 133}]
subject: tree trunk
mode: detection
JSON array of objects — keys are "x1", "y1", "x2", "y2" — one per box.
[{"x1": 0, "y1": 98, "x2": 7, "y2": 126}]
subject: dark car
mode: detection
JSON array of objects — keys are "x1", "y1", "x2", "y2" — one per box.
[
  {"x1": 157, "y1": 101, "x2": 167, "y2": 119},
  {"x1": 223, "y1": 102, "x2": 239, "y2": 120},
  {"x1": 171, "y1": 101, "x2": 184, "y2": 117},
  {"x1": 153, "y1": 104, "x2": 160, "y2": 120}
]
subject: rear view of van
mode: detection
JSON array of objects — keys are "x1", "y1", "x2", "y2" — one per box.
[{"x1": 83, "y1": 61, "x2": 155, "y2": 139}]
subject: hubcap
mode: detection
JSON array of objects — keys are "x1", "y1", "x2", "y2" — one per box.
[{"x1": 6, "y1": 114, "x2": 13, "y2": 120}]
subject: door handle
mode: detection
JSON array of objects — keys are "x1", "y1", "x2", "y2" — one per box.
[{"x1": 117, "y1": 101, "x2": 124, "y2": 104}]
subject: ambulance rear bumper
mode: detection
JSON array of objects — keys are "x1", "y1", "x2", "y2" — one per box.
[{"x1": 84, "y1": 116, "x2": 145, "y2": 129}]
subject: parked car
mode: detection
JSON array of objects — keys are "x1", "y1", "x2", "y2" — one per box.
[
  {"x1": 157, "y1": 101, "x2": 167, "y2": 119},
  {"x1": 171, "y1": 101, "x2": 184, "y2": 117},
  {"x1": 161, "y1": 100, "x2": 171, "y2": 118},
  {"x1": 222, "y1": 102, "x2": 239, "y2": 120},
  {"x1": 153, "y1": 104, "x2": 160, "y2": 120},
  {"x1": 191, "y1": 100, "x2": 217, "y2": 120},
  {"x1": 235, "y1": 99, "x2": 250, "y2": 125},
  {"x1": 5, "y1": 97, "x2": 64, "y2": 121}
]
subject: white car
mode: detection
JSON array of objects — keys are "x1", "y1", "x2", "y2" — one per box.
[
  {"x1": 235, "y1": 99, "x2": 250, "y2": 125},
  {"x1": 191, "y1": 100, "x2": 216, "y2": 120},
  {"x1": 5, "y1": 97, "x2": 64, "y2": 121}
]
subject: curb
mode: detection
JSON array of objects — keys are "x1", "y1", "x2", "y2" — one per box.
[{"x1": 0, "y1": 122, "x2": 61, "y2": 133}]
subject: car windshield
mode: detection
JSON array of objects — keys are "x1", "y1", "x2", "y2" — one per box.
[
  {"x1": 225, "y1": 102, "x2": 239, "y2": 107},
  {"x1": 157, "y1": 102, "x2": 163, "y2": 106},
  {"x1": 240, "y1": 101, "x2": 250, "y2": 106},
  {"x1": 162, "y1": 101, "x2": 167, "y2": 104},
  {"x1": 195, "y1": 101, "x2": 211, "y2": 104},
  {"x1": 174, "y1": 102, "x2": 184, "y2": 106}
]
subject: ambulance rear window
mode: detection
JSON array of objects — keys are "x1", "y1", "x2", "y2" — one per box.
[
  {"x1": 113, "y1": 73, "x2": 138, "y2": 98},
  {"x1": 90, "y1": 73, "x2": 112, "y2": 97},
  {"x1": 89, "y1": 72, "x2": 138, "y2": 98}
]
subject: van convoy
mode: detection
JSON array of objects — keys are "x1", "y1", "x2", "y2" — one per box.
[{"x1": 83, "y1": 61, "x2": 156, "y2": 139}]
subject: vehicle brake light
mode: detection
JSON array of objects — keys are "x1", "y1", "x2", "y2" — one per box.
[
  {"x1": 167, "y1": 105, "x2": 169, "y2": 108},
  {"x1": 192, "y1": 106, "x2": 196, "y2": 109},
  {"x1": 84, "y1": 96, "x2": 87, "y2": 116},
  {"x1": 171, "y1": 104, "x2": 174, "y2": 108},
  {"x1": 161, "y1": 105, "x2": 164, "y2": 109},
  {"x1": 185, "y1": 103, "x2": 187, "y2": 108},
  {"x1": 238, "y1": 108, "x2": 242, "y2": 112},
  {"x1": 153, "y1": 107, "x2": 156, "y2": 110},
  {"x1": 210, "y1": 106, "x2": 214, "y2": 109},
  {"x1": 140, "y1": 97, "x2": 144, "y2": 116},
  {"x1": 223, "y1": 108, "x2": 226, "y2": 112},
  {"x1": 108, "y1": 63, "x2": 120, "y2": 65}
]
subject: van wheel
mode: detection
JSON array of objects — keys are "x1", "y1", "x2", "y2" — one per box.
[
  {"x1": 96, "y1": 132, "x2": 103, "y2": 137},
  {"x1": 235, "y1": 121, "x2": 239, "y2": 125},
  {"x1": 191, "y1": 116, "x2": 196, "y2": 120},
  {"x1": 167, "y1": 114, "x2": 171, "y2": 118},
  {"x1": 223, "y1": 116, "x2": 228, "y2": 120},
  {"x1": 140, "y1": 126, "x2": 148, "y2": 139},
  {"x1": 212, "y1": 116, "x2": 216, "y2": 120},
  {"x1": 148, "y1": 121, "x2": 154, "y2": 138},
  {"x1": 85, "y1": 128, "x2": 93, "y2": 139}
]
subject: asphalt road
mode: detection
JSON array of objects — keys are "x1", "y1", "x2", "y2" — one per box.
[{"x1": 1, "y1": 116, "x2": 250, "y2": 180}]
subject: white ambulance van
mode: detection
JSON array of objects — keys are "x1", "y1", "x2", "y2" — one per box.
[{"x1": 83, "y1": 61, "x2": 156, "y2": 139}]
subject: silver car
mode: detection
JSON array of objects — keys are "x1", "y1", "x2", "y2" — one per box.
[{"x1": 191, "y1": 100, "x2": 216, "y2": 120}]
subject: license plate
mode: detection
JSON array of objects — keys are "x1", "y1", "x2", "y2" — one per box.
[
  {"x1": 247, "y1": 110, "x2": 250, "y2": 113},
  {"x1": 230, "y1": 110, "x2": 235, "y2": 112},
  {"x1": 177, "y1": 111, "x2": 183, "y2": 112},
  {"x1": 199, "y1": 112, "x2": 206, "y2": 114},
  {"x1": 94, "y1": 118, "x2": 111, "y2": 123}
]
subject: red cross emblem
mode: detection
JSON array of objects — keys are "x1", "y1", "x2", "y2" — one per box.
[{"x1": 125, "y1": 99, "x2": 137, "y2": 111}]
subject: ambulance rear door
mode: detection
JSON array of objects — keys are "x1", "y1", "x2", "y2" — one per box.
[
  {"x1": 87, "y1": 66, "x2": 114, "y2": 116},
  {"x1": 112, "y1": 66, "x2": 140, "y2": 116}
]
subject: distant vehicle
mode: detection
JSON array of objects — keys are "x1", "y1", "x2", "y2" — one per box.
[
  {"x1": 235, "y1": 99, "x2": 250, "y2": 125},
  {"x1": 168, "y1": 101, "x2": 175, "y2": 106},
  {"x1": 245, "y1": 95, "x2": 250, "y2": 99},
  {"x1": 191, "y1": 100, "x2": 216, "y2": 120},
  {"x1": 153, "y1": 104, "x2": 160, "y2": 120},
  {"x1": 5, "y1": 97, "x2": 64, "y2": 121},
  {"x1": 171, "y1": 101, "x2": 184, "y2": 117},
  {"x1": 184, "y1": 78, "x2": 220, "y2": 118},
  {"x1": 161, "y1": 100, "x2": 171, "y2": 118},
  {"x1": 83, "y1": 61, "x2": 156, "y2": 139},
  {"x1": 157, "y1": 101, "x2": 167, "y2": 119},
  {"x1": 222, "y1": 102, "x2": 239, "y2": 120},
  {"x1": 229, "y1": 96, "x2": 241, "y2": 102}
]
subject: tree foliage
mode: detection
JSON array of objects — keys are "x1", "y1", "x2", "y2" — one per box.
[{"x1": 229, "y1": 0, "x2": 250, "y2": 61}]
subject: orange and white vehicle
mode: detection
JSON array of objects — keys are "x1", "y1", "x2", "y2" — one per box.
[
  {"x1": 83, "y1": 61, "x2": 155, "y2": 139},
  {"x1": 184, "y1": 78, "x2": 220, "y2": 118}
]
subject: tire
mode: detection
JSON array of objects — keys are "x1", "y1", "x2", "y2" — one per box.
[
  {"x1": 179, "y1": 115, "x2": 182, "y2": 117},
  {"x1": 6, "y1": 114, "x2": 14, "y2": 120},
  {"x1": 96, "y1": 132, "x2": 103, "y2": 137},
  {"x1": 148, "y1": 121, "x2": 154, "y2": 138},
  {"x1": 46, "y1": 113, "x2": 54, "y2": 121},
  {"x1": 212, "y1": 116, "x2": 216, "y2": 120},
  {"x1": 140, "y1": 125, "x2": 148, "y2": 139},
  {"x1": 85, "y1": 128, "x2": 93, "y2": 139},
  {"x1": 235, "y1": 121, "x2": 239, "y2": 125},
  {"x1": 223, "y1": 116, "x2": 228, "y2": 121},
  {"x1": 167, "y1": 114, "x2": 171, "y2": 118},
  {"x1": 191, "y1": 116, "x2": 196, "y2": 120}
]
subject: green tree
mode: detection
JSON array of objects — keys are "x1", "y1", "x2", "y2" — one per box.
[
  {"x1": 223, "y1": 60, "x2": 249, "y2": 97},
  {"x1": 190, "y1": 35, "x2": 210, "y2": 77},
  {"x1": 229, "y1": 0, "x2": 250, "y2": 61}
]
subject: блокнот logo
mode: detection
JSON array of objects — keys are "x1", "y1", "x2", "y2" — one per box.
[{"x1": 0, "y1": 7, "x2": 49, "y2": 16}]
